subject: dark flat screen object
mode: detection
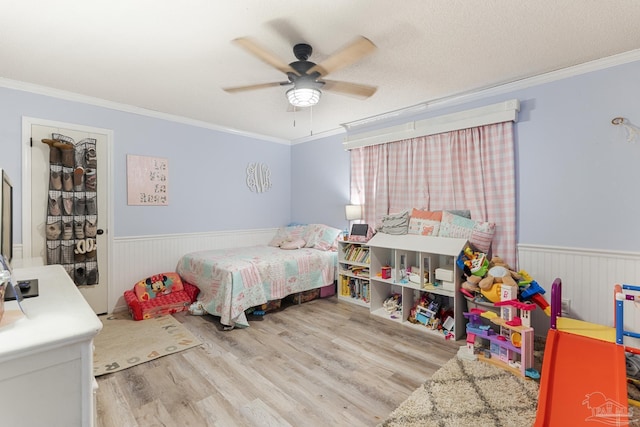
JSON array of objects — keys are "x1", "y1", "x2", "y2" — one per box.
[
  {"x1": 350, "y1": 224, "x2": 369, "y2": 236},
  {"x1": 4, "y1": 278, "x2": 38, "y2": 300}
]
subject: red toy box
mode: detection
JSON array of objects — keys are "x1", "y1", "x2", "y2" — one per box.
[{"x1": 124, "y1": 281, "x2": 199, "y2": 321}]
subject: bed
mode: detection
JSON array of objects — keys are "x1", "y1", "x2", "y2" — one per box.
[{"x1": 175, "y1": 224, "x2": 340, "y2": 328}]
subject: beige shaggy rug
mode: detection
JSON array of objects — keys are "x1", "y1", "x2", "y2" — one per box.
[
  {"x1": 379, "y1": 355, "x2": 540, "y2": 427},
  {"x1": 93, "y1": 312, "x2": 202, "y2": 376}
]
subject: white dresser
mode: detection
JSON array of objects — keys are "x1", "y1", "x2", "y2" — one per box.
[{"x1": 0, "y1": 264, "x2": 102, "y2": 427}]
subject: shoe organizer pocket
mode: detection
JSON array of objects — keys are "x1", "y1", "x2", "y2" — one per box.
[
  {"x1": 49, "y1": 164, "x2": 63, "y2": 191},
  {"x1": 61, "y1": 240, "x2": 75, "y2": 265},
  {"x1": 48, "y1": 190, "x2": 62, "y2": 216},
  {"x1": 85, "y1": 193, "x2": 97, "y2": 215},
  {"x1": 46, "y1": 217, "x2": 62, "y2": 240},
  {"x1": 46, "y1": 240, "x2": 61, "y2": 264}
]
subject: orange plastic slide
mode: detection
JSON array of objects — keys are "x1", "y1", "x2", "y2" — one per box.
[{"x1": 535, "y1": 329, "x2": 629, "y2": 426}]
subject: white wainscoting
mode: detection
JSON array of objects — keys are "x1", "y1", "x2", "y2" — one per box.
[
  {"x1": 519, "y1": 244, "x2": 640, "y2": 344},
  {"x1": 111, "y1": 228, "x2": 277, "y2": 313},
  {"x1": 12, "y1": 244, "x2": 23, "y2": 262},
  {"x1": 19, "y1": 238, "x2": 640, "y2": 344}
]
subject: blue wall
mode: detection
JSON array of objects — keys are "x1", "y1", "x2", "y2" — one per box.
[
  {"x1": 290, "y1": 134, "x2": 351, "y2": 232},
  {"x1": 2, "y1": 56, "x2": 640, "y2": 254},
  {"x1": 0, "y1": 86, "x2": 291, "y2": 242},
  {"x1": 292, "y1": 59, "x2": 640, "y2": 253}
]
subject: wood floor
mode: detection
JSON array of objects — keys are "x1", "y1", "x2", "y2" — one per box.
[{"x1": 96, "y1": 296, "x2": 461, "y2": 427}]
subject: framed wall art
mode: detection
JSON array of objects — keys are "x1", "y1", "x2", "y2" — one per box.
[{"x1": 127, "y1": 155, "x2": 168, "y2": 206}]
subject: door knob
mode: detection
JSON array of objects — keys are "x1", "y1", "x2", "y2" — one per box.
[{"x1": 97, "y1": 229, "x2": 104, "y2": 235}]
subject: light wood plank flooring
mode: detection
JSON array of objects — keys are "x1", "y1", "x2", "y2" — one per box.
[{"x1": 96, "y1": 297, "x2": 460, "y2": 427}]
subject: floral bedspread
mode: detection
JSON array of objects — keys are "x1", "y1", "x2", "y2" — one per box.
[{"x1": 176, "y1": 246, "x2": 337, "y2": 327}]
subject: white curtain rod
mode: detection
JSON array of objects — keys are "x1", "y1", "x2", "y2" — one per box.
[{"x1": 343, "y1": 99, "x2": 520, "y2": 150}]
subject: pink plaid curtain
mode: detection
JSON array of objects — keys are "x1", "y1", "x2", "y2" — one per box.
[{"x1": 350, "y1": 121, "x2": 516, "y2": 266}]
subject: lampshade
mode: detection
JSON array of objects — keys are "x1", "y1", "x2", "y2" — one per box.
[
  {"x1": 345, "y1": 204, "x2": 363, "y2": 221},
  {"x1": 286, "y1": 87, "x2": 321, "y2": 107}
]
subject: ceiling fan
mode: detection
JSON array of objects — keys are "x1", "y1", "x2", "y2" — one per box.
[{"x1": 223, "y1": 36, "x2": 378, "y2": 108}]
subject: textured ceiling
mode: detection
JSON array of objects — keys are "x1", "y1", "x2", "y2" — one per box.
[{"x1": 2, "y1": 1, "x2": 640, "y2": 142}]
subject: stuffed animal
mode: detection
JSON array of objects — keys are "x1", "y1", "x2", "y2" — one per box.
[
  {"x1": 462, "y1": 274, "x2": 482, "y2": 292},
  {"x1": 478, "y1": 257, "x2": 522, "y2": 302},
  {"x1": 478, "y1": 257, "x2": 520, "y2": 289}
]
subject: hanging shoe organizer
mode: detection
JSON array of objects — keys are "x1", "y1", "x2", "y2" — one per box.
[{"x1": 43, "y1": 133, "x2": 99, "y2": 286}]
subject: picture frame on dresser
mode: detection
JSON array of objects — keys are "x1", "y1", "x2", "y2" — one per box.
[
  {"x1": 0, "y1": 254, "x2": 27, "y2": 313},
  {"x1": 348, "y1": 223, "x2": 370, "y2": 243}
]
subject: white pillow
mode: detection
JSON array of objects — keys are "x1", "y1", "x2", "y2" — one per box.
[
  {"x1": 438, "y1": 211, "x2": 496, "y2": 253},
  {"x1": 268, "y1": 225, "x2": 307, "y2": 247},
  {"x1": 304, "y1": 224, "x2": 341, "y2": 251},
  {"x1": 438, "y1": 211, "x2": 475, "y2": 239},
  {"x1": 280, "y1": 239, "x2": 306, "y2": 250}
]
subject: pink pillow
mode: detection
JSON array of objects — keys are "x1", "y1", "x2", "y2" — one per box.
[
  {"x1": 133, "y1": 272, "x2": 184, "y2": 302},
  {"x1": 411, "y1": 209, "x2": 443, "y2": 221},
  {"x1": 408, "y1": 209, "x2": 443, "y2": 236},
  {"x1": 470, "y1": 220, "x2": 496, "y2": 253}
]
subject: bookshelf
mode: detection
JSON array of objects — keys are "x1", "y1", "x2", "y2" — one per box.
[
  {"x1": 337, "y1": 240, "x2": 370, "y2": 307},
  {"x1": 367, "y1": 233, "x2": 468, "y2": 341}
]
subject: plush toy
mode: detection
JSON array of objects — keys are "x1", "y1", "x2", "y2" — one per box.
[
  {"x1": 462, "y1": 274, "x2": 482, "y2": 292},
  {"x1": 478, "y1": 257, "x2": 520, "y2": 289},
  {"x1": 478, "y1": 257, "x2": 522, "y2": 302}
]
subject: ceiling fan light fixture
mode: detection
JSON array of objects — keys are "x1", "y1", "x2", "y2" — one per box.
[{"x1": 286, "y1": 87, "x2": 321, "y2": 107}]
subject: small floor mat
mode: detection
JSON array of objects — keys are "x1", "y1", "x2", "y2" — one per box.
[{"x1": 93, "y1": 312, "x2": 202, "y2": 376}]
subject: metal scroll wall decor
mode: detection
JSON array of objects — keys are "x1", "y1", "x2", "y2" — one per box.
[
  {"x1": 246, "y1": 162, "x2": 272, "y2": 193},
  {"x1": 42, "y1": 134, "x2": 99, "y2": 286}
]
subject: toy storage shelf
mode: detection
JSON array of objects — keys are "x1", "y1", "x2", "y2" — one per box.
[
  {"x1": 367, "y1": 233, "x2": 468, "y2": 341},
  {"x1": 337, "y1": 240, "x2": 371, "y2": 308}
]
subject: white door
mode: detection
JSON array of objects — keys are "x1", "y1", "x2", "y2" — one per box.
[{"x1": 26, "y1": 121, "x2": 110, "y2": 314}]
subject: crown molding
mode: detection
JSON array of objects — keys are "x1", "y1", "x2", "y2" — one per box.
[
  {"x1": 341, "y1": 48, "x2": 640, "y2": 133},
  {"x1": 3, "y1": 48, "x2": 640, "y2": 146},
  {"x1": 0, "y1": 77, "x2": 290, "y2": 145},
  {"x1": 290, "y1": 126, "x2": 345, "y2": 145}
]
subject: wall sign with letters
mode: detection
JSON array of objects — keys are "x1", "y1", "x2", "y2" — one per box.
[{"x1": 127, "y1": 155, "x2": 168, "y2": 206}]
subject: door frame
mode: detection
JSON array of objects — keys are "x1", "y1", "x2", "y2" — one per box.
[{"x1": 21, "y1": 116, "x2": 114, "y2": 301}]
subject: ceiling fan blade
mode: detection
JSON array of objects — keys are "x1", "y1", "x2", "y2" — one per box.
[
  {"x1": 223, "y1": 82, "x2": 286, "y2": 93},
  {"x1": 322, "y1": 80, "x2": 377, "y2": 99},
  {"x1": 308, "y1": 36, "x2": 376, "y2": 77},
  {"x1": 232, "y1": 37, "x2": 298, "y2": 75}
]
